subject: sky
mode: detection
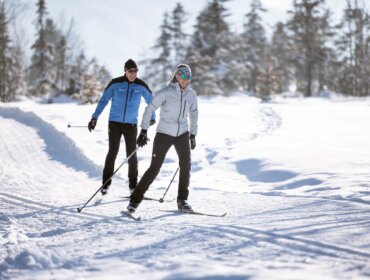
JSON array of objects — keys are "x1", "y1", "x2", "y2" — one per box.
[
  {"x1": 1, "y1": 93, "x2": 370, "y2": 279},
  {"x1": 20, "y1": 0, "x2": 346, "y2": 77}
]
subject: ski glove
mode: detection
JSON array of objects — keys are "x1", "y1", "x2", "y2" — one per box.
[
  {"x1": 190, "y1": 134, "x2": 196, "y2": 150},
  {"x1": 88, "y1": 118, "x2": 97, "y2": 132},
  {"x1": 137, "y1": 129, "x2": 149, "y2": 147},
  {"x1": 149, "y1": 119, "x2": 156, "y2": 126}
]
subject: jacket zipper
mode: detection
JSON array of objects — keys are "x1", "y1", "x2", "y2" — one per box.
[
  {"x1": 129, "y1": 88, "x2": 133, "y2": 101},
  {"x1": 176, "y1": 93, "x2": 183, "y2": 136},
  {"x1": 123, "y1": 83, "x2": 130, "y2": 123},
  {"x1": 182, "y1": 101, "x2": 187, "y2": 119}
]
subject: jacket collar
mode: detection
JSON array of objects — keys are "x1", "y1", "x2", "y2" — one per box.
[
  {"x1": 123, "y1": 75, "x2": 137, "y2": 83},
  {"x1": 169, "y1": 82, "x2": 189, "y2": 93}
]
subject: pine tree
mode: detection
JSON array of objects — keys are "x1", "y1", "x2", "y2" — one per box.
[
  {"x1": 66, "y1": 51, "x2": 87, "y2": 96},
  {"x1": 335, "y1": 0, "x2": 370, "y2": 96},
  {"x1": 287, "y1": 0, "x2": 332, "y2": 97},
  {"x1": 0, "y1": 1, "x2": 11, "y2": 102},
  {"x1": 271, "y1": 22, "x2": 294, "y2": 93},
  {"x1": 171, "y1": 3, "x2": 187, "y2": 64},
  {"x1": 55, "y1": 35, "x2": 67, "y2": 92},
  {"x1": 241, "y1": 0, "x2": 268, "y2": 94},
  {"x1": 144, "y1": 12, "x2": 172, "y2": 90},
  {"x1": 28, "y1": 0, "x2": 54, "y2": 97},
  {"x1": 188, "y1": 0, "x2": 231, "y2": 95},
  {"x1": 257, "y1": 48, "x2": 281, "y2": 100},
  {"x1": 0, "y1": 0, "x2": 23, "y2": 102},
  {"x1": 192, "y1": 0, "x2": 230, "y2": 60}
]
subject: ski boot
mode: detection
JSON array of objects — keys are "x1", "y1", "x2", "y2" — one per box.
[
  {"x1": 127, "y1": 200, "x2": 140, "y2": 213},
  {"x1": 177, "y1": 200, "x2": 193, "y2": 212}
]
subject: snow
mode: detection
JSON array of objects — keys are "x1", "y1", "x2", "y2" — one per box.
[{"x1": 1, "y1": 94, "x2": 370, "y2": 279}]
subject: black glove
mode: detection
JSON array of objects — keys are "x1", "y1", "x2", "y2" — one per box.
[
  {"x1": 88, "y1": 118, "x2": 97, "y2": 132},
  {"x1": 149, "y1": 119, "x2": 156, "y2": 126},
  {"x1": 190, "y1": 134, "x2": 196, "y2": 150},
  {"x1": 137, "y1": 129, "x2": 149, "y2": 147}
]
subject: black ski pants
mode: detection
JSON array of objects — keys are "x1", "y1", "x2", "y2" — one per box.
[
  {"x1": 102, "y1": 122, "x2": 138, "y2": 189},
  {"x1": 131, "y1": 131, "x2": 191, "y2": 203}
]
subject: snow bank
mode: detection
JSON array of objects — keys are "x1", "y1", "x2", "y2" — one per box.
[
  {"x1": 0, "y1": 107, "x2": 100, "y2": 178},
  {"x1": 2, "y1": 247, "x2": 72, "y2": 270}
]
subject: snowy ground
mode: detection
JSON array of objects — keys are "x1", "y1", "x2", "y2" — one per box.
[{"x1": 1, "y1": 94, "x2": 370, "y2": 280}]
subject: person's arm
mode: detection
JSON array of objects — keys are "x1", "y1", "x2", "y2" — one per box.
[
  {"x1": 92, "y1": 85, "x2": 113, "y2": 119},
  {"x1": 141, "y1": 86, "x2": 156, "y2": 122},
  {"x1": 141, "y1": 88, "x2": 166, "y2": 130},
  {"x1": 189, "y1": 91, "x2": 198, "y2": 136}
]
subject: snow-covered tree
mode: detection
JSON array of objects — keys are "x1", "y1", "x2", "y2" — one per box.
[
  {"x1": 171, "y1": 3, "x2": 188, "y2": 64},
  {"x1": 0, "y1": 0, "x2": 24, "y2": 102},
  {"x1": 28, "y1": 0, "x2": 55, "y2": 97},
  {"x1": 65, "y1": 51, "x2": 87, "y2": 96},
  {"x1": 335, "y1": 0, "x2": 370, "y2": 96},
  {"x1": 287, "y1": 0, "x2": 332, "y2": 97},
  {"x1": 270, "y1": 22, "x2": 294, "y2": 93},
  {"x1": 188, "y1": 0, "x2": 231, "y2": 95},
  {"x1": 0, "y1": 1, "x2": 11, "y2": 102},
  {"x1": 241, "y1": 0, "x2": 268, "y2": 94},
  {"x1": 143, "y1": 12, "x2": 172, "y2": 90}
]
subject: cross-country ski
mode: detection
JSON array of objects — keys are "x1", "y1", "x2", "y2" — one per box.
[{"x1": 160, "y1": 209, "x2": 227, "y2": 217}]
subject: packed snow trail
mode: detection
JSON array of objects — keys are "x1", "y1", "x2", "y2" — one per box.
[{"x1": 1, "y1": 97, "x2": 370, "y2": 280}]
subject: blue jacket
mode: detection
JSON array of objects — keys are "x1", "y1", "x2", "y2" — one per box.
[{"x1": 92, "y1": 76, "x2": 155, "y2": 124}]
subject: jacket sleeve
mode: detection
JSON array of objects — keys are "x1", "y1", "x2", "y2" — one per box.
[
  {"x1": 92, "y1": 85, "x2": 113, "y2": 119},
  {"x1": 141, "y1": 88, "x2": 166, "y2": 130},
  {"x1": 189, "y1": 91, "x2": 199, "y2": 136},
  {"x1": 141, "y1": 87, "x2": 156, "y2": 121}
]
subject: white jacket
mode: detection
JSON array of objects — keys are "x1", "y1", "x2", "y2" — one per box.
[{"x1": 141, "y1": 82, "x2": 198, "y2": 137}]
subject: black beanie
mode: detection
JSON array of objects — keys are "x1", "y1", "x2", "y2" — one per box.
[{"x1": 124, "y1": 59, "x2": 138, "y2": 70}]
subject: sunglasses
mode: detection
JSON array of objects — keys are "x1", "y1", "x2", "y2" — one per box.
[
  {"x1": 127, "y1": 69, "x2": 138, "y2": 73},
  {"x1": 176, "y1": 72, "x2": 192, "y2": 80}
]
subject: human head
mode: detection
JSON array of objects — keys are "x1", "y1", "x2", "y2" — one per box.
[
  {"x1": 124, "y1": 59, "x2": 138, "y2": 82},
  {"x1": 172, "y1": 64, "x2": 192, "y2": 89}
]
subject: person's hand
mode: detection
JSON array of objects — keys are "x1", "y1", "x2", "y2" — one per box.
[
  {"x1": 88, "y1": 118, "x2": 97, "y2": 132},
  {"x1": 190, "y1": 134, "x2": 196, "y2": 150},
  {"x1": 137, "y1": 129, "x2": 149, "y2": 147},
  {"x1": 149, "y1": 119, "x2": 156, "y2": 126}
]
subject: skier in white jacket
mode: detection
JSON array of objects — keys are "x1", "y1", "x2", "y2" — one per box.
[{"x1": 128, "y1": 64, "x2": 198, "y2": 213}]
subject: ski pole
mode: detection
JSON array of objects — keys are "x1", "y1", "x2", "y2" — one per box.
[
  {"x1": 159, "y1": 166, "x2": 180, "y2": 203},
  {"x1": 77, "y1": 148, "x2": 138, "y2": 213},
  {"x1": 67, "y1": 124, "x2": 87, "y2": 128}
]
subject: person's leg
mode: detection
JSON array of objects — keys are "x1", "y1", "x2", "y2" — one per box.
[
  {"x1": 102, "y1": 122, "x2": 122, "y2": 188},
  {"x1": 131, "y1": 133, "x2": 173, "y2": 203},
  {"x1": 174, "y1": 132, "x2": 191, "y2": 201},
  {"x1": 122, "y1": 124, "x2": 138, "y2": 191}
]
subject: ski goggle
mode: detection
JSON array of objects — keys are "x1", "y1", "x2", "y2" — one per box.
[
  {"x1": 127, "y1": 68, "x2": 138, "y2": 73},
  {"x1": 176, "y1": 70, "x2": 192, "y2": 80}
]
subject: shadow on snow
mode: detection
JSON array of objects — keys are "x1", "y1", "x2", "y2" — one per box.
[{"x1": 0, "y1": 107, "x2": 100, "y2": 178}]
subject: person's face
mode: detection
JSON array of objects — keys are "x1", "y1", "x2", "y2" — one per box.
[
  {"x1": 125, "y1": 68, "x2": 138, "y2": 82},
  {"x1": 175, "y1": 72, "x2": 191, "y2": 89}
]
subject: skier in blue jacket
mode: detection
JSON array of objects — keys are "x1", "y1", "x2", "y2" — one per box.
[{"x1": 88, "y1": 59, "x2": 155, "y2": 195}]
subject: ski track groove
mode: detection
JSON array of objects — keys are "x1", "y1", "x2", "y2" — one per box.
[
  {"x1": 213, "y1": 225, "x2": 370, "y2": 261},
  {"x1": 0, "y1": 193, "x2": 109, "y2": 221}
]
